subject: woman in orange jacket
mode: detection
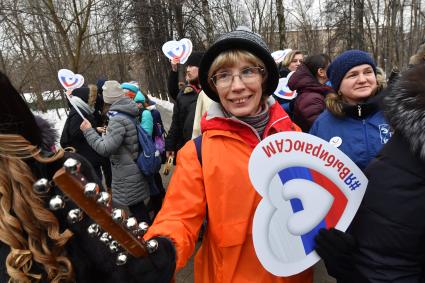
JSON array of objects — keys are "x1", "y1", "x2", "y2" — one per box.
[{"x1": 144, "y1": 27, "x2": 313, "y2": 283}]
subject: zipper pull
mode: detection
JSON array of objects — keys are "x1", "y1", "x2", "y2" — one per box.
[{"x1": 357, "y1": 105, "x2": 362, "y2": 117}]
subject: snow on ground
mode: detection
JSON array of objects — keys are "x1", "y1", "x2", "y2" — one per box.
[
  {"x1": 24, "y1": 90, "x2": 62, "y2": 103},
  {"x1": 31, "y1": 95, "x2": 173, "y2": 142},
  {"x1": 33, "y1": 108, "x2": 68, "y2": 135}
]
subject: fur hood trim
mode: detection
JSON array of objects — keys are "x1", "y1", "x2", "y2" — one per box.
[
  {"x1": 34, "y1": 116, "x2": 58, "y2": 149},
  {"x1": 384, "y1": 64, "x2": 425, "y2": 159},
  {"x1": 409, "y1": 42, "x2": 425, "y2": 65}
]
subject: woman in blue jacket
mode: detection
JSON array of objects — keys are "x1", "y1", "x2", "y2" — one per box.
[{"x1": 309, "y1": 50, "x2": 391, "y2": 170}]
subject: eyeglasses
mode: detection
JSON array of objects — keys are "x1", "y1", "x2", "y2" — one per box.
[{"x1": 210, "y1": 66, "x2": 264, "y2": 89}]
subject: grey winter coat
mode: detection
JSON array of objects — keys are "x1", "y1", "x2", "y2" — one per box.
[{"x1": 83, "y1": 97, "x2": 149, "y2": 206}]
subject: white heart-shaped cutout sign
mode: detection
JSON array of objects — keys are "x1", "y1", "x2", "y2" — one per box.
[
  {"x1": 271, "y1": 48, "x2": 292, "y2": 63},
  {"x1": 58, "y1": 69, "x2": 85, "y2": 90},
  {"x1": 249, "y1": 131, "x2": 368, "y2": 276},
  {"x1": 162, "y1": 38, "x2": 193, "y2": 64},
  {"x1": 273, "y1": 77, "x2": 297, "y2": 100}
]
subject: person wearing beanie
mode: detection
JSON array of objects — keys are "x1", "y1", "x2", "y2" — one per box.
[
  {"x1": 309, "y1": 49, "x2": 391, "y2": 170},
  {"x1": 312, "y1": 50, "x2": 391, "y2": 280},
  {"x1": 121, "y1": 82, "x2": 140, "y2": 100},
  {"x1": 167, "y1": 51, "x2": 205, "y2": 102},
  {"x1": 102, "y1": 80, "x2": 125, "y2": 104},
  {"x1": 314, "y1": 63, "x2": 425, "y2": 283},
  {"x1": 80, "y1": 80, "x2": 152, "y2": 224},
  {"x1": 144, "y1": 28, "x2": 312, "y2": 283},
  {"x1": 165, "y1": 51, "x2": 205, "y2": 162},
  {"x1": 134, "y1": 89, "x2": 154, "y2": 136},
  {"x1": 60, "y1": 86, "x2": 106, "y2": 181},
  {"x1": 0, "y1": 71, "x2": 174, "y2": 282}
]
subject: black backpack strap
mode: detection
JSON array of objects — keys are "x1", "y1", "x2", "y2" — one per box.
[{"x1": 193, "y1": 135, "x2": 203, "y2": 166}]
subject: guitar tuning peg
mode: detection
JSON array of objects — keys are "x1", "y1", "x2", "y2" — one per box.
[
  {"x1": 146, "y1": 239, "x2": 158, "y2": 254},
  {"x1": 33, "y1": 178, "x2": 51, "y2": 194},
  {"x1": 116, "y1": 252, "x2": 128, "y2": 266},
  {"x1": 125, "y1": 217, "x2": 138, "y2": 231},
  {"x1": 112, "y1": 209, "x2": 128, "y2": 224},
  {"x1": 109, "y1": 240, "x2": 120, "y2": 253},
  {"x1": 49, "y1": 195, "x2": 65, "y2": 210},
  {"x1": 100, "y1": 232, "x2": 112, "y2": 245},
  {"x1": 84, "y1": 183, "x2": 100, "y2": 199},
  {"x1": 63, "y1": 158, "x2": 81, "y2": 175},
  {"x1": 96, "y1": 192, "x2": 111, "y2": 207},
  {"x1": 87, "y1": 224, "x2": 102, "y2": 237},
  {"x1": 67, "y1": 208, "x2": 84, "y2": 224},
  {"x1": 132, "y1": 221, "x2": 149, "y2": 236}
]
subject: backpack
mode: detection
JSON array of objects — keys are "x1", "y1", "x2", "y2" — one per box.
[
  {"x1": 149, "y1": 108, "x2": 166, "y2": 153},
  {"x1": 194, "y1": 135, "x2": 203, "y2": 166},
  {"x1": 115, "y1": 112, "x2": 162, "y2": 176}
]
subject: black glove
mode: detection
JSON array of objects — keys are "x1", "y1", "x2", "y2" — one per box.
[
  {"x1": 315, "y1": 228, "x2": 369, "y2": 283},
  {"x1": 74, "y1": 236, "x2": 176, "y2": 283},
  {"x1": 113, "y1": 237, "x2": 176, "y2": 283}
]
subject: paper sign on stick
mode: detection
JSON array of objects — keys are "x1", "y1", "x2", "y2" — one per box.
[
  {"x1": 162, "y1": 38, "x2": 193, "y2": 64},
  {"x1": 248, "y1": 132, "x2": 367, "y2": 276},
  {"x1": 271, "y1": 49, "x2": 292, "y2": 63},
  {"x1": 273, "y1": 71, "x2": 297, "y2": 100},
  {"x1": 57, "y1": 69, "x2": 85, "y2": 119},
  {"x1": 58, "y1": 69, "x2": 84, "y2": 90}
]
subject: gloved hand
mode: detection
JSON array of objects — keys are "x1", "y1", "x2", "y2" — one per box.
[
  {"x1": 72, "y1": 237, "x2": 176, "y2": 283},
  {"x1": 94, "y1": 237, "x2": 176, "y2": 283},
  {"x1": 315, "y1": 228, "x2": 369, "y2": 283},
  {"x1": 145, "y1": 237, "x2": 176, "y2": 279}
]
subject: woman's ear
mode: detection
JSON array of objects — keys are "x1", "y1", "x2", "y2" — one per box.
[{"x1": 317, "y1": 68, "x2": 326, "y2": 78}]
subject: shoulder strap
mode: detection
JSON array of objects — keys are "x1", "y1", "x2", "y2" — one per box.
[{"x1": 193, "y1": 135, "x2": 202, "y2": 166}]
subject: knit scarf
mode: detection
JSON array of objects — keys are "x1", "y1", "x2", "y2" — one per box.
[{"x1": 222, "y1": 101, "x2": 270, "y2": 138}]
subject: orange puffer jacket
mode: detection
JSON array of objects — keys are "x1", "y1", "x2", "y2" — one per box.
[{"x1": 145, "y1": 99, "x2": 313, "y2": 283}]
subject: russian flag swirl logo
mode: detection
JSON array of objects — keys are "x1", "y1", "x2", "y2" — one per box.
[
  {"x1": 57, "y1": 69, "x2": 84, "y2": 90},
  {"x1": 162, "y1": 38, "x2": 193, "y2": 64},
  {"x1": 249, "y1": 132, "x2": 367, "y2": 276}
]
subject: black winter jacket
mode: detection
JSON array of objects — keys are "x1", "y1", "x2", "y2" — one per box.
[
  {"x1": 165, "y1": 84, "x2": 199, "y2": 153},
  {"x1": 60, "y1": 108, "x2": 105, "y2": 169},
  {"x1": 0, "y1": 118, "x2": 175, "y2": 282},
  {"x1": 347, "y1": 64, "x2": 425, "y2": 282},
  {"x1": 167, "y1": 70, "x2": 180, "y2": 102}
]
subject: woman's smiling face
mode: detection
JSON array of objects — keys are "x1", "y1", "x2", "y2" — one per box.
[
  {"x1": 339, "y1": 64, "x2": 377, "y2": 104},
  {"x1": 214, "y1": 59, "x2": 264, "y2": 117}
]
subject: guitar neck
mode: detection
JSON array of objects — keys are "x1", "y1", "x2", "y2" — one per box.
[{"x1": 53, "y1": 167, "x2": 147, "y2": 257}]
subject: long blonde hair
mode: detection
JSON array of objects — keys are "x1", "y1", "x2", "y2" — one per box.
[{"x1": 0, "y1": 134, "x2": 74, "y2": 282}]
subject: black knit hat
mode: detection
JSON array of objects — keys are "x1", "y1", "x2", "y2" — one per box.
[
  {"x1": 0, "y1": 72, "x2": 42, "y2": 146},
  {"x1": 327, "y1": 50, "x2": 376, "y2": 92},
  {"x1": 71, "y1": 87, "x2": 90, "y2": 103},
  {"x1": 186, "y1": 51, "x2": 204, "y2": 67},
  {"x1": 199, "y1": 27, "x2": 279, "y2": 102}
]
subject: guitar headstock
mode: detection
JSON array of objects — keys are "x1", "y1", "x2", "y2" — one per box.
[{"x1": 39, "y1": 158, "x2": 159, "y2": 264}]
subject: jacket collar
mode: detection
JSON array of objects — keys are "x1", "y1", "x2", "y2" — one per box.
[{"x1": 342, "y1": 90, "x2": 383, "y2": 119}]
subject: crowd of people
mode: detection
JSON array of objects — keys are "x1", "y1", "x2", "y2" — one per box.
[{"x1": 0, "y1": 26, "x2": 425, "y2": 282}]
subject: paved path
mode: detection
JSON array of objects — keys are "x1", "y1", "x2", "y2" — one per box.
[{"x1": 155, "y1": 104, "x2": 335, "y2": 283}]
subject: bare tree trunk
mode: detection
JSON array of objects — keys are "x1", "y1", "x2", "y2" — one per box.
[
  {"x1": 201, "y1": 0, "x2": 214, "y2": 46},
  {"x1": 276, "y1": 0, "x2": 286, "y2": 49},
  {"x1": 354, "y1": 0, "x2": 365, "y2": 50}
]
